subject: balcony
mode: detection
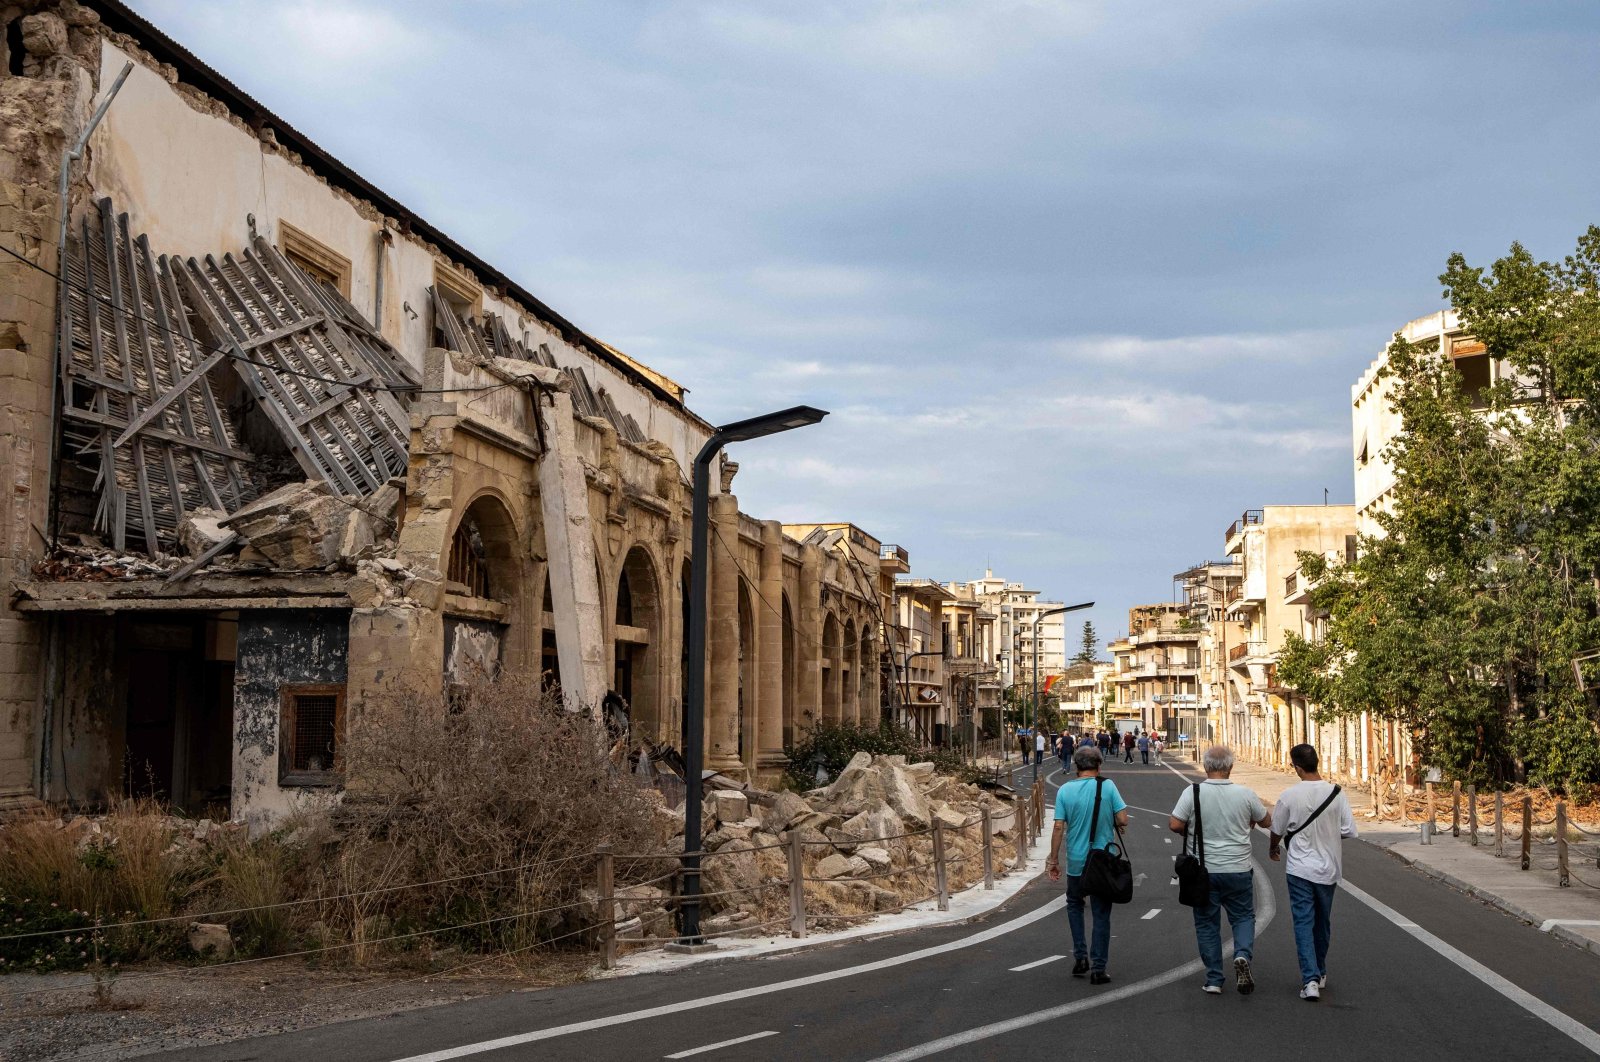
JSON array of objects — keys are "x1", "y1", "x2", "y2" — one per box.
[
  {"x1": 1224, "y1": 509, "x2": 1264, "y2": 554},
  {"x1": 879, "y1": 542, "x2": 910, "y2": 575},
  {"x1": 1228, "y1": 640, "x2": 1270, "y2": 666}
]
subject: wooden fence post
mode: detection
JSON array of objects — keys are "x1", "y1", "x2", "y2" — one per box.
[
  {"x1": 1557, "y1": 802, "x2": 1570, "y2": 888},
  {"x1": 1426, "y1": 781, "x2": 1435, "y2": 828},
  {"x1": 787, "y1": 830, "x2": 806, "y2": 938},
  {"x1": 1016, "y1": 794, "x2": 1029, "y2": 868},
  {"x1": 933, "y1": 818, "x2": 950, "y2": 912},
  {"x1": 596, "y1": 843, "x2": 616, "y2": 970},
  {"x1": 1452, "y1": 781, "x2": 1461, "y2": 838},
  {"x1": 981, "y1": 807, "x2": 995, "y2": 890},
  {"x1": 1494, "y1": 791, "x2": 1504, "y2": 857},
  {"x1": 1521, "y1": 796, "x2": 1532, "y2": 871},
  {"x1": 1468, "y1": 784, "x2": 1478, "y2": 845}
]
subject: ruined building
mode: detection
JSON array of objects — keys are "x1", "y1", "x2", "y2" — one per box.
[{"x1": 0, "y1": 0, "x2": 898, "y2": 823}]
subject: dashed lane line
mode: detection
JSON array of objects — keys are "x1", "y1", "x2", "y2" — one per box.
[
  {"x1": 664, "y1": 1031, "x2": 779, "y2": 1058},
  {"x1": 1008, "y1": 955, "x2": 1066, "y2": 972},
  {"x1": 1140, "y1": 909, "x2": 1162, "y2": 920},
  {"x1": 385, "y1": 895, "x2": 1068, "y2": 1061}
]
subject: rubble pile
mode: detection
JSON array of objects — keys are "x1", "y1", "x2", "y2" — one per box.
[{"x1": 653, "y1": 753, "x2": 1019, "y2": 939}]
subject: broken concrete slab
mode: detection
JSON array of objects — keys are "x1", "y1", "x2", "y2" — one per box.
[
  {"x1": 856, "y1": 846, "x2": 892, "y2": 869},
  {"x1": 220, "y1": 481, "x2": 353, "y2": 569},
  {"x1": 176, "y1": 507, "x2": 231, "y2": 558},
  {"x1": 712, "y1": 790, "x2": 749, "y2": 824},
  {"x1": 814, "y1": 853, "x2": 854, "y2": 880}
]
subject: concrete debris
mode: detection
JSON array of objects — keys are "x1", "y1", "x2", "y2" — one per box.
[
  {"x1": 186, "y1": 922, "x2": 233, "y2": 959},
  {"x1": 711, "y1": 790, "x2": 749, "y2": 824},
  {"x1": 855, "y1": 845, "x2": 892, "y2": 869},
  {"x1": 220, "y1": 481, "x2": 374, "y2": 569},
  {"x1": 814, "y1": 852, "x2": 855, "y2": 880},
  {"x1": 176, "y1": 508, "x2": 232, "y2": 558}
]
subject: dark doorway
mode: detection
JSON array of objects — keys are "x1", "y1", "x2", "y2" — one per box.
[{"x1": 121, "y1": 615, "x2": 235, "y2": 813}]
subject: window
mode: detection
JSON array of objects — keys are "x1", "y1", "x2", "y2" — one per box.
[
  {"x1": 278, "y1": 221, "x2": 352, "y2": 297},
  {"x1": 279, "y1": 684, "x2": 346, "y2": 786},
  {"x1": 448, "y1": 516, "x2": 491, "y2": 598}
]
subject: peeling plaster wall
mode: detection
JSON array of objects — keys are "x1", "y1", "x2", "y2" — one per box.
[{"x1": 231, "y1": 609, "x2": 347, "y2": 828}]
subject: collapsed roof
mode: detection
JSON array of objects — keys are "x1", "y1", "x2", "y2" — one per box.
[{"x1": 59, "y1": 197, "x2": 418, "y2": 557}]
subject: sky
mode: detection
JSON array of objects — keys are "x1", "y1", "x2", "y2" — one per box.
[{"x1": 142, "y1": 0, "x2": 1600, "y2": 646}]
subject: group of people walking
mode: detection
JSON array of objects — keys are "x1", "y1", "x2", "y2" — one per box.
[
  {"x1": 1045, "y1": 742, "x2": 1356, "y2": 1001},
  {"x1": 1019, "y1": 728, "x2": 1166, "y2": 766}
]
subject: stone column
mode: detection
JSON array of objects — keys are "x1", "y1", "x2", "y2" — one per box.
[
  {"x1": 535, "y1": 391, "x2": 607, "y2": 712},
  {"x1": 755, "y1": 521, "x2": 786, "y2": 783},
  {"x1": 798, "y1": 544, "x2": 823, "y2": 734},
  {"x1": 706, "y1": 493, "x2": 742, "y2": 775}
]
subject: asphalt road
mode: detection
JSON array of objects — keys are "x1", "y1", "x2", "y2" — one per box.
[{"x1": 148, "y1": 757, "x2": 1600, "y2": 1062}]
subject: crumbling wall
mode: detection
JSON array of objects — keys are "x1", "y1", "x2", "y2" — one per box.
[
  {"x1": 0, "y1": 1, "x2": 97, "y2": 808},
  {"x1": 231, "y1": 609, "x2": 347, "y2": 828}
]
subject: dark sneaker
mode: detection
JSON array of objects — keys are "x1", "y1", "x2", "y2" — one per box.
[
  {"x1": 1072, "y1": 958, "x2": 1089, "y2": 978},
  {"x1": 1234, "y1": 956, "x2": 1254, "y2": 995},
  {"x1": 1090, "y1": 971, "x2": 1112, "y2": 985}
]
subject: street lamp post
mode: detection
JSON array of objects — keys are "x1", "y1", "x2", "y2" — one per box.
[
  {"x1": 1031, "y1": 601, "x2": 1094, "y2": 784},
  {"x1": 680, "y1": 405, "x2": 827, "y2": 948}
]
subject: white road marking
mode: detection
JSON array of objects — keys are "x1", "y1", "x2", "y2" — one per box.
[
  {"x1": 1541, "y1": 919, "x2": 1600, "y2": 932},
  {"x1": 386, "y1": 895, "x2": 1068, "y2": 1061},
  {"x1": 1164, "y1": 838, "x2": 1172, "y2": 844},
  {"x1": 1343, "y1": 882, "x2": 1600, "y2": 1055},
  {"x1": 1141, "y1": 908, "x2": 1161, "y2": 920},
  {"x1": 863, "y1": 859, "x2": 1275, "y2": 1061},
  {"x1": 1009, "y1": 954, "x2": 1066, "y2": 972},
  {"x1": 665, "y1": 1031, "x2": 779, "y2": 1058}
]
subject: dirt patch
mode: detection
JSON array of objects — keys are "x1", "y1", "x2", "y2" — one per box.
[{"x1": 0, "y1": 951, "x2": 594, "y2": 1061}]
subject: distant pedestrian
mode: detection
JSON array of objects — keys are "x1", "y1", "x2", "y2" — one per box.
[
  {"x1": 1122, "y1": 731, "x2": 1135, "y2": 763},
  {"x1": 1270, "y1": 743, "x2": 1357, "y2": 1002},
  {"x1": 1079, "y1": 732, "x2": 1096, "y2": 749},
  {"x1": 1153, "y1": 736, "x2": 1165, "y2": 763},
  {"x1": 1098, "y1": 731, "x2": 1112, "y2": 756},
  {"x1": 1137, "y1": 733, "x2": 1151, "y2": 764},
  {"x1": 1048, "y1": 745, "x2": 1128, "y2": 985},
  {"x1": 1169, "y1": 746, "x2": 1271, "y2": 995},
  {"x1": 1035, "y1": 730, "x2": 1047, "y2": 765}
]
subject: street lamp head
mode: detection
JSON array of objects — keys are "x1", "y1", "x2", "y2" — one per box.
[{"x1": 715, "y1": 405, "x2": 829, "y2": 444}]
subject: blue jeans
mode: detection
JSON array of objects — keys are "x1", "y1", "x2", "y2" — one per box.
[
  {"x1": 1286, "y1": 874, "x2": 1338, "y2": 984},
  {"x1": 1192, "y1": 870, "x2": 1255, "y2": 986},
  {"x1": 1066, "y1": 874, "x2": 1112, "y2": 972}
]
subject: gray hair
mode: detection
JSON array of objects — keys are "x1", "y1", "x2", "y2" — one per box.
[
  {"x1": 1072, "y1": 746, "x2": 1103, "y2": 772},
  {"x1": 1202, "y1": 745, "x2": 1235, "y2": 773}
]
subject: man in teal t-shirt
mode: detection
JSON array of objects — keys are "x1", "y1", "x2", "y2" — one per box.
[{"x1": 1047, "y1": 745, "x2": 1128, "y2": 983}]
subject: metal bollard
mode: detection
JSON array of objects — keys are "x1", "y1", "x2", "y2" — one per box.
[
  {"x1": 1452, "y1": 780, "x2": 1461, "y2": 838},
  {"x1": 597, "y1": 843, "x2": 616, "y2": 970},
  {"x1": 1557, "y1": 802, "x2": 1570, "y2": 888},
  {"x1": 1420, "y1": 821, "x2": 1433, "y2": 845},
  {"x1": 933, "y1": 818, "x2": 950, "y2": 912},
  {"x1": 1521, "y1": 796, "x2": 1532, "y2": 871},
  {"x1": 1468, "y1": 784, "x2": 1478, "y2": 845},
  {"x1": 981, "y1": 807, "x2": 995, "y2": 890},
  {"x1": 787, "y1": 830, "x2": 806, "y2": 938}
]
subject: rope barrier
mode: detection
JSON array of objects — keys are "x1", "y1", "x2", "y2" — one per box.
[{"x1": 0, "y1": 850, "x2": 600, "y2": 945}]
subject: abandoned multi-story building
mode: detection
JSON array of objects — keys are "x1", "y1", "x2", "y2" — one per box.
[{"x1": 0, "y1": 0, "x2": 894, "y2": 822}]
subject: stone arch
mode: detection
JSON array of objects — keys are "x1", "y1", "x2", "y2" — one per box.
[
  {"x1": 821, "y1": 610, "x2": 841, "y2": 724},
  {"x1": 781, "y1": 592, "x2": 797, "y2": 747},
  {"x1": 442, "y1": 491, "x2": 530, "y2": 681},
  {"x1": 615, "y1": 545, "x2": 664, "y2": 743}
]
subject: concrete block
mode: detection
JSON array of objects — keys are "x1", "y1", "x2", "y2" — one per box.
[{"x1": 711, "y1": 789, "x2": 748, "y2": 824}]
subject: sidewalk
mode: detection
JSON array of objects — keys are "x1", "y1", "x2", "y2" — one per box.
[{"x1": 1220, "y1": 758, "x2": 1600, "y2": 958}]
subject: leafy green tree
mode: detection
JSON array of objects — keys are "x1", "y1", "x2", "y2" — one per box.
[{"x1": 1279, "y1": 228, "x2": 1600, "y2": 792}]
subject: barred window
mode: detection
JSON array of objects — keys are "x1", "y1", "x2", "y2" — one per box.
[{"x1": 280, "y1": 684, "x2": 346, "y2": 786}]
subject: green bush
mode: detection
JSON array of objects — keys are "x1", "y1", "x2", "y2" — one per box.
[{"x1": 783, "y1": 721, "x2": 982, "y2": 789}]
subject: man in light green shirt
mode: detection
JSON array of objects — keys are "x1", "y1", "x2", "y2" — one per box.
[{"x1": 1169, "y1": 745, "x2": 1272, "y2": 995}]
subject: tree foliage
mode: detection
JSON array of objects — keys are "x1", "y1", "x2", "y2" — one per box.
[
  {"x1": 1277, "y1": 228, "x2": 1600, "y2": 791},
  {"x1": 1072, "y1": 621, "x2": 1099, "y2": 665}
]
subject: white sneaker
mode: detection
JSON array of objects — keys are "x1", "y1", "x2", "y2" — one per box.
[
  {"x1": 1300, "y1": 980, "x2": 1321, "y2": 1002},
  {"x1": 1317, "y1": 974, "x2": 1327, "y2": 989},
  {"x1": 1201, "y1": 984, "x2": 1223, "y2": 995}
]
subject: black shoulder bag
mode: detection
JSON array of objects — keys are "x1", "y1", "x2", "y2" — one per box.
[
  {"x1": 1281, "y1": 784, "x2": 1343, "y2": 852},
  {"x1": 1175, "y1": 782, "x2": 1210, "y2": 907},
  {"x1": 1081, "y1": 777, "x2": 1134, "y2": 904}
]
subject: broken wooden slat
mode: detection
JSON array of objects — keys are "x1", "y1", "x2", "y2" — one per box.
[{"x1": 164, "y1": 531, "x2": 241, "y2": 584}]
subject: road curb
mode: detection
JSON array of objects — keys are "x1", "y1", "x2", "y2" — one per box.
[{"x1": 1373, "y1": 843, "x2": 1599, "y2": 958}]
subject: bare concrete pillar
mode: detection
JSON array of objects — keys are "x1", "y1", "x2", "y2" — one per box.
[
  {"x1": 537, "y1": 391, "x2": 606, "y2": 712},
  {"x1": 707, "y1": 493, "x2": 742, "y2": 774},
  {"x1": 755, "y1": 521, "x2": 786, "y2": 783},
  {"x1": 798, "y1": 544, "x2": 823, "y2": 734}
]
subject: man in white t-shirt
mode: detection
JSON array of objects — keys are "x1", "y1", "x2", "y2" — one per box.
[
  {"x1": 1270, "y1": 743, "x2": 1357, "y2": 1002},
  {"x1": 1169, "y1": 745, "x2": 1271, "y2": 995}
]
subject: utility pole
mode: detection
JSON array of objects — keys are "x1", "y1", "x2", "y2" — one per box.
[{"x1": 1032, "y1": 601, "x2": 1093, "y2": 785}]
